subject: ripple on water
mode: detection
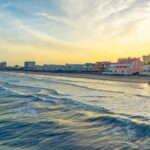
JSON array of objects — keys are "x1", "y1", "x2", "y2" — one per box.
[{"x1": 0, "y1": 72, "x2": 150, "y2": 150}]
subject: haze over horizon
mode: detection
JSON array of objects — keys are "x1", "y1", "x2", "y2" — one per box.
[{"x1": 0, "y1": 0, "x2": 150, "y2": 65}]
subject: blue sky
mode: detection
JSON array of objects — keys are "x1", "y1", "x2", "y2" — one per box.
[{"x1": 0, "y1": 0, "x2": 150, "y2": 65}]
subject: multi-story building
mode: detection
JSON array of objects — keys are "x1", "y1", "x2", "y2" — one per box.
[
  {"x1": 24, "y1": 61, "x2": 36, "y2": 71},
  {"x1": 95, "y1": 62, "x2": 111, "y2": 72},
  {"x1": 0, "y1": 62, "x2": 7, "y2": 69},
  {"x1": 110, "y1": 58, "x2": 143, "y2": 75},
  {"x1": 6, "y1": 65, "x2": 21, "y2": 70},
  {"x1": 64, "y1": 63, "x2": 96, "y2": 72},
  {"x1": 143, "y1": 65, "x2": 150, "y2": 72},
  {"x1": 64, "y1": 64, "x2": 85, "y2": 72},
  {"x1": 83, "y1": 63, "x2": 95, "y2": 72},
  {"x1": 143, "y1": 54, "x2": 150, "y2": 64}
]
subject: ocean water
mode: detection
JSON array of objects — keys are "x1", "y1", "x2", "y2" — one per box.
[{"x1": 0, "y1": 72, "x2": 150, "y2": 150}]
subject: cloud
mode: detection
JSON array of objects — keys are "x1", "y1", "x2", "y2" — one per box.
[
  {"x1": 58, "y1": 0, "x2": 150, "y2": 41},
  {"x1": 0, "y1": 7, "x2": 84, "y2": 51},
  {"x1": 0, "y1": 0, "x2": 150, "y2": 60},
  {"x1": 2, "y1": 0, "x2": 150, "y2": 43},
  {"x1": 37, "y1": 12, "x2": 77, "y2": 28}
]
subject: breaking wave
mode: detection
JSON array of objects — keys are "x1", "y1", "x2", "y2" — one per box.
[{"x1": 0, "y1": 72, "x2": 150, "y2": 150}]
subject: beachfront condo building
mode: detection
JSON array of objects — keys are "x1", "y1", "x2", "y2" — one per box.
[
  {"x1": 110, "y1": 58, "x2": 144, "y2": 75},
  {"x1": 143, "y1": 54, "x2": 150, "y2": 64},
  {"x1": 144, "y1": 65, "x2": 150, "y2": 72},
  {"x1": 0, "y1": 62, "x2": 7, "y2": 69},
  {"x1": 24, "y1": 61, "x2": 36, "y2": 71},
  {"x1": 95, "y1": 62, "x2": 111, "y2": 72}
]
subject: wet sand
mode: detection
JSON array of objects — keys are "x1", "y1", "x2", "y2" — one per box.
[{"x1": 1, "y1": 70, "x2": 150, "y2": 83}]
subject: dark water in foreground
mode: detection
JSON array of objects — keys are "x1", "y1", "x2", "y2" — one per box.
[{"x1": 0, "y1": 72, "x2": 150, "y2": 150}]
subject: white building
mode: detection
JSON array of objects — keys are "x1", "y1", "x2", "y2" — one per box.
[
  {"x1": 144, "y1": 65, "x2": 150, "y2": 72},
  {"x1": 24, "y1": 61, "x2": 36, "y2": 70}
]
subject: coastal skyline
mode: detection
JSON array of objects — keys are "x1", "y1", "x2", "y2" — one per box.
[{"x1": 0, "y1": 0, "x2": 150, "y2": 65}]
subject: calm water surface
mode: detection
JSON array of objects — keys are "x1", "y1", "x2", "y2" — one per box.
[{"x1": 0, "y1": 72, "x2": 150, "y2": 150}]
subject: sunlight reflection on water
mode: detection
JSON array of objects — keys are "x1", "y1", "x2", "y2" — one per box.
[{"x1": 0, "y1": 72, "x2": 150, "y2": 150}]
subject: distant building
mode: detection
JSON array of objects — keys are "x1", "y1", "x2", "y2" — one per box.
[
  {"x1": 0, "y1": 62, "x2": 7, "y2": 69},
  {"x1": 35, "y1": 65, "x2": 45, "y2": 71},
  {"x1": 143, "y1": 54, "x2": 150, "y2": 64},
  {"x1": 110, "y1": 58, "x2": 143, "y2": 75},
  {"x1": 143, "y1": 65, "x2": 150, "y2": 72},
  {"x1": 35, "y1": 64, "x2": 66, "y2": 72},
  {"x1": 6, "y1": 65, "x2": 21, "y2": 70},
  {"x1": 85, "y1": 63, "x2": 96, "y2": 72},
  {"x1": 24, "y1": 61, "x2": 36, "y2": 71},
  {"x1": 95, "y1": 62, "x2": 111, "y2": 72},
  {"x1": 64, "y1": 64, "x2": 84, "y2": 72},
  {"x1": 64, "y1": 63, "x2": 96, "y2": 72}
]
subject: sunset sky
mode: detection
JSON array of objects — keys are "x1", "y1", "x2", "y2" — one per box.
[{"x1": 0, "y1": 0, "x2": 150, "y2": 65}]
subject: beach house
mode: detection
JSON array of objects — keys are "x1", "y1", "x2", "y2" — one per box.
[
  {"x1": 95, "y1": 62, "x2": 111, "y2": 72},
  {"x1": 110, "y1": 58, "x2": 144, "y2": 75}
]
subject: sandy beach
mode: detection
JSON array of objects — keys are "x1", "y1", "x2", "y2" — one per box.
[{"x1": 1, "y1": 70, "x2": 150, "y2": 83}]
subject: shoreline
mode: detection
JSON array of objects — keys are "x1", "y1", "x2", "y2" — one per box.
[{"x1": 1, "y1": 70, "x2": 150, "y2": 83}]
